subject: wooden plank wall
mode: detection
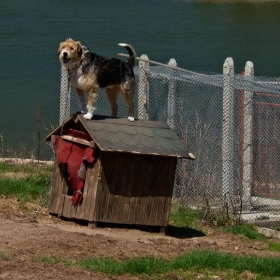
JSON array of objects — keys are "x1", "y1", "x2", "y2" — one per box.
[
  {"x1": 48, "y1": 163, "x2": 68, "y2": 215},
  {"x1": 95, "y1": 152, "x2": 177, "y2": 226}
]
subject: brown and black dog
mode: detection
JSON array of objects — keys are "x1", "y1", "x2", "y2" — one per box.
[{"x1": 58, "y1": 38, "x2": 136, "y2": 121}]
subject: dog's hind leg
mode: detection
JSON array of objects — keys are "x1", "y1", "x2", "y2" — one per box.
[
  {"x1": 121, "y1": 84, "x2": 135, "y2": 122},
  {"x1": 106, "y1": 86, "x2": 120, "y2": 117},
  {"x1": 75, "y1": 88, "x2": 86, "y2": 113}
]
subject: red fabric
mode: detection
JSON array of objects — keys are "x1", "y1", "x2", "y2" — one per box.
[{"x1": 55, "y1": 129, "x2": 95, "y2": 206}]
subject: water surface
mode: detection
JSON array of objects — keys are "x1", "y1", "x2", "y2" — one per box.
[{"x1": 0, "y1": 0, "x2": 279, "y2": 158}]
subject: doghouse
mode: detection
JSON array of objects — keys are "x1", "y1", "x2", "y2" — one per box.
[{"x1": 45, "y1": 114, "x2": 195, "y2": 232}]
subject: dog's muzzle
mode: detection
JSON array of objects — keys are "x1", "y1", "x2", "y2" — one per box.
[{"x1": 62, "y1": 52, "x2": 70, "y2": 63}]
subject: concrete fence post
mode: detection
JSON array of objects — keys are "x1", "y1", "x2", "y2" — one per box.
[
  {"x1": 167, "y1": 58, "x2": 177, "y2": 130},
  {"x1": 222, "y1": 57, "x2": 235, "y2": 204},
  {"x1": 242, "y1": 61, "x2": 254, "y2": 209},
  {"x1": 138, "y1": 54, "x2": 150, "y2": 120},
  {"x1": 59, "y1": 65, "x2": 70, "y2": 124}
]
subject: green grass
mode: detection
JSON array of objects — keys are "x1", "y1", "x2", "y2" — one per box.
[
  {"x1": 0, "y1": 175, "x2": 49, "y2": 201},
  {"x1": 169, "y1": 204, "x2": 205, "y2": 228},
  {"x1": 0, "y1": 252, "x2": 10, "y2": 260},
  {"x1": 167, "y1": 204, "x2": 206, "y2": 237},
  {"x1": 35, "y1": 250, "x2": 280, "y2": 278},
  {"x1": 0, "y1": 162, "x2": 52, "y2": 202},
  {"x1": 224, "y1": 224, "x2": 280, "y2": 255},
  {"x1": 224, "y1": 223, "x2": 265, "y2": 240},
  {"x1": 268, "y1": 242, "x2": 280, "y2": 252},
  {"x1": 80, "y1": 257, "x2": 168, "y2": 275}
]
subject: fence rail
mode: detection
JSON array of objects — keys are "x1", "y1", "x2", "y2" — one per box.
[{"x1": 59, "y1": 53, "x2": 280, "y2": 228}]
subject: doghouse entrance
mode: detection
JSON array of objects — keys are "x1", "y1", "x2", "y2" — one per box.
[{"x1": 59, "y1": 163, "x2": 85, "y2": 197}]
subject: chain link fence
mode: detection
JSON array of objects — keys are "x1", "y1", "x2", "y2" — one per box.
[{"x1": 60, "y1": 56, "x2": 280, "y2": 228}]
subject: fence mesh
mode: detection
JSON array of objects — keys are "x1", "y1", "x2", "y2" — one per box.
[{"x1": 60, "y1": 61, "x2": 280, "y2": 228}]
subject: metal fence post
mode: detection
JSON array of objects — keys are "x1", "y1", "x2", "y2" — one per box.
[
  {"x1": 222, "y1": 57, "x2": 235, "y2": 204},
  {"x1": 242, "y1": 61, "x2": 254, "y2": 209},
  {"x1": 59, "y1": 65, "x2": 70, "y2": 124},
  {"x1": 167, "y1": 58, "x2": 177, "y2": 130},
  {"x1": 138, "y1": 54, "x2": 150, "y2": 120}
]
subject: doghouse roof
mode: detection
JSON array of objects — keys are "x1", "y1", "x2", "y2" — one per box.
[{"x1": 45, "y1": 114, "x2": 195, "y2": 159}]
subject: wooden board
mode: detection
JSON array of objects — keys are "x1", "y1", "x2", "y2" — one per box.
[
  {"x1": 94, "y1": 152, "x2": 176, "y2": 226},
  {"x1": 94, "y1": 152, "x2": 113, "y2": 221},
  {"x1": 48, "y1": 163, "x2": 68, "y2": 215}
]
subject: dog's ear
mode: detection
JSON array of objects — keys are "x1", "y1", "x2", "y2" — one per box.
[
  {"x1": 77, "y1": 42, "x2": 83, "y2": 58},
  {"x1": 57, "y1": 43, "x2": 64, "y2": 56},
  {"x1": 57, "y1": 45, "x2": 62, "y2": 56}
]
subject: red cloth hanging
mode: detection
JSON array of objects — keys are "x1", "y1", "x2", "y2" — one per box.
[{"x1": 55, "y1": 128, "x2": 95, "y2": 206}]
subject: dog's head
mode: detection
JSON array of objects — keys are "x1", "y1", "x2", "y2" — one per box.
[{"x1": 57, "y1": 38, "x2": 83, "y2": 67}]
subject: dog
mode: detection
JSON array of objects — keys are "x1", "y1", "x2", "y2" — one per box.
[{"x1": 57, "y1": 38, "x2": 136, "y2": 121}]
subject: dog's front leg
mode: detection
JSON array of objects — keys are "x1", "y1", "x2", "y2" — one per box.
[
  {"x1": 83, "y1": 90, "x2": 98, "y2": 120},
  {"x1": 75, "y1": 88, "x2": 86, "y2": 113}
]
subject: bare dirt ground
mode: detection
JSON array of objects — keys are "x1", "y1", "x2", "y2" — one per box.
[{"x1": 1, "y1": 198, "x2": 280, "y2": 280}]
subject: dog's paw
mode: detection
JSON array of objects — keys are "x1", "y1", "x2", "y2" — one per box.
[
  {"x1": 83, "y1": 106, "x2": 96, "y2": 120},
  {"x1": 128, "y1": 116, "x2": 135, "y2": 122},
  {"x1": 83, "y1": 113, "x2": 93, "y2": 120}
]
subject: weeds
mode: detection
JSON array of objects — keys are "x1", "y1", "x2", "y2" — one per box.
[
  {"x1": 0, "y1": 113, "x2": 55, "y2": 162},
  {"x1": 0, "y1": 134, "x2": 3, "y2": 158},
  {"x1": 35, "y1": 103, "x2": 41, "y2": 162}
]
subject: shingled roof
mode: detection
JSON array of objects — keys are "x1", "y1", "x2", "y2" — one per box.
[{"x1": 45, "y1": 114, "x2": 195, "y2": 159}]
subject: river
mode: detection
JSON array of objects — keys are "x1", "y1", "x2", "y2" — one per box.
[{"x1": 0, "y1": 0, "x2": 279, "y2": 159}]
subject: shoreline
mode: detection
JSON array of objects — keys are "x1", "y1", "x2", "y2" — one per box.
[{"x1": 0, "y1": 158, "x2": 53, "y2": 165}]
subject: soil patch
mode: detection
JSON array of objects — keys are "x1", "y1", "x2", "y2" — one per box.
[{"x1": 1, "y1": 198, "x2": 280, "y2": 279}]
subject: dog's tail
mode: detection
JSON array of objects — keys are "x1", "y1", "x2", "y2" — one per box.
[{"x1": 118, "y1": 43, "x2": 136, "y2": 67}]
